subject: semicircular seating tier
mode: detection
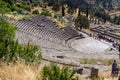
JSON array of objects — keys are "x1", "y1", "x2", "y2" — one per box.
[
  {"x1": 7, "y1": 15, "x2": 85, "y2": 57},
  {"x1": 8, "y1": 15, "x2": 84, "y2": 44},
  {"x1": 7, "y1": 15, "x2": 119, "y2": 61}
]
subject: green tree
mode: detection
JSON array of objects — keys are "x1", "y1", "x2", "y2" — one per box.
[
  {"x1": 52, "y1": 3, "x2": 60, "y2": 11},
  {"x1": 4, "y1": 0, "x2": 14, "y2": 5},
  {"x1": 42, "y1": 63, "x2": 78, "y2": 80},
  {"x1": 62, "y1": 3, "x2": 65, "y2": 16},
  {"x1": 103, "y1": 12, "x2": 107, "y2": 23},
  {"x1": 86, "y1": 5, "x2": 89, "y2": 17},
  {"x1": 0, "y1": 18, "x2": 16, "y2": 42},
  {"x1": 79, "y1": 4, "x2": 86, "y2": 12},
  {"x1": 75, "y1": 15, "x2": 89, "y2": 30},
  {"x1": 0, "y1": 18, "x2": 42, "y2": 63},
  {"x1": 78, "y1": 5, "x2": 86, "y2": 17},
  {"x1": 0, "y1": 0, "x2": 10, "y2": 15},
  {"x1": 78, "y1": 8, "x2": 81, "y2": 17}
]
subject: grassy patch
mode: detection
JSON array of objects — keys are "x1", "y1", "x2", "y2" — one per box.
[{"x1": 78, "y1": 58, "x2": 120, "y2": 66}]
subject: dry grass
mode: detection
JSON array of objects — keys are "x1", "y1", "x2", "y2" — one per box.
[
  {"x1": 0, "y1": 60, "x2": 119, "y2": 80},
  {"x1": 99, "y1": 70, "x2": 119, "y2": 80},
  {"x1": 6, "y1": 14, "x2": 34, "y2": 20},
  {"x1": 64, "y1": 55, "x2": 120, "y2": 66},
  {"x1": 0, "y1": 62, "x2": 41, "y2": 80},
  {"x1": 0, "y1": 60, "x2": 51, "y2": 80}
]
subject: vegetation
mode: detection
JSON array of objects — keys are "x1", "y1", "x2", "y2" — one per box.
[
  {"x1": 75, "y1": 15, "x2": 89, "y2": 30},
  {"x1": 75, "y1": 58, "x2": 120, "y2": 66},
  {"x1": 32, "y1": 10, "x2": 40, "y2": 15},
  {"x1": 52, "y1": 2, "x2": 60, "y2": 11},
  {"x1": 1, "y1": 0, "x2": 120, "y2": 25},
  {"x1": 54, "y1": 14, "x2": 59, "y2": 18},
  {"x1": 0, "y1": 17, "x2": 42, "y2": 63},
  {"x1": 0, "y1": 0, "x2": 120, "y2": 80},
  {"x1": 0, "y1": 16, "x2": 80, "y2": 80},
  {"x1": 113, "y1": 16, "x2": 120, "y2": 25},
  {"x1": 92, "y1": 77, "x2": 104, "y2": 80},
  {"x1": 42, "y1": 63, "x2": 78, "y2": 80},
  {"x1": 0, "y1": 18, "x2": 16, "y2": 41},
  {"x1": 0, "y1": 0, "x2": 10, "y2": 15},
  {"x1": 41, "y1": 10, "x2": 52, "y2": 17},
  {"x1": 62, "y1": 4, "x2": 65, "y2": 16},
  {"x1": 0, "y1": 62, "x2": 40, "y2": 80}
]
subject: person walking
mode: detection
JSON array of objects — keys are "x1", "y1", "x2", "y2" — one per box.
[{"x1": 111, "y1": 60, "x2": 118, "y2": 77}]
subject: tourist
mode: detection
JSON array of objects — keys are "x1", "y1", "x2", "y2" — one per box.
[{"x1": 111, "y1": 60, "x2": 118, "y2": 77}]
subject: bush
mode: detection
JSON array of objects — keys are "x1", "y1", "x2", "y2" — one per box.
[
  {"x1": 54, "y1": 14, "x2": 59, "y2": 18},
  {"x1": 32, "y1": 10, "x2": 39, "y2": 15},
  {"x1": 0, "y1": 40, "x2": 41, "y2": 63},
  {"x1": 0, "y1": 0, "x2": 10, "y2": 15},
  {"x1": 41, "y1": 10, "x2": 51, "y2": 17},
  {"x1": 17, "y1": 2, "x2": 31, "y2": 12},
  {"x1": 42, "y1": 63, "x2": 78, "y2": 80},
  {"x1": 0, "y1": 18, "x2": 16, "y2": 41},
  {"x1": 0, "y1": 18, "x2": 42, "y2": 64},
  {"x1": 10, "y1": 5, "x2": 23, "y2": 14}
]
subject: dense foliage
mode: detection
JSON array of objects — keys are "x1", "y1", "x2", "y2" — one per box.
[
  {"x1": 113, "y1": 16, "x2": 120, "y2": 25},
  {"x1": 0, "y1": 18, "x2": 16, "y2": 42},
  {"x1": 0, "y1": 18, "x2": 42, "y2": 63},
  {"x1": 0, "y1": 0, "x2": 120, "y2": 25},
  {"x1": 42, "y1": 63, "x2": 78, "y2": 80},
  {"x1": 75, "y1": 15, "x2": 89, "y2": 30},
  {"x1": 32, "y1": 10, "x2": 40, "y2": 15},
  {"x1": 41, "y1": 10, "x2": 52, "y2": 17},
  {"x1": 0, "y1": 0, "x2": 10, "y2": 15}
]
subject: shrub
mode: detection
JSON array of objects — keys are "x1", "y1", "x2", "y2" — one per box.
[
  {"x1": 32, "y1": 10, "x2": 39, "y2": 15},
  {"x1": 0, "y1": 39, "x2": 42, "y2": 64},
  {"x1": 0, "y1": 18, "x2": 16, "y2": 42},
  {"x1": 17, "y1": 2, "x2": 31, "y2": 12},
  {"x1": 42, "y1": 63, "x2": 78, "y2": 80},
  {"x1": 0, "y1": 18, "x2": 42, "y2": 64},
  {"x1": 0, "y1": 0, "x2": 10, "y2": 15},
  {"x1": 54, "y1": 14, "x2": 59, "y2": 18},
  {"x1": 41, "y1": 10, "x2": 51, "y2": 17}
]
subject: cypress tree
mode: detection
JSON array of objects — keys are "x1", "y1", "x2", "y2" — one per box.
[
  {"x1": 86, "y1": 5, "x2": 89, "y2": 17},
  {"x1": 62, "y1": 3, "x2": 65, "y2": 16}
]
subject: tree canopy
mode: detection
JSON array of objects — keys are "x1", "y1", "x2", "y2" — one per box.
[
  {"x1": 0, "y1": 18, "x2": 16, "y2": 42},
  {"x1": 75, "y1": 15, "x2": 89, "y2": 30},
  {"x1": 0, "y1": 0, "x2": 10, "y2": 15},
  {"x1": 0, "y1": 18, "x2": 42, "y2": 63}
]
